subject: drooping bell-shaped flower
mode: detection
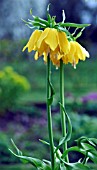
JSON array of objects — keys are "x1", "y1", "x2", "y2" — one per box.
[
  {"x1": 62, "y1": 41, "x2": 89, "y2": 68},
  {"x1": 23, "y1": 27, "x2": 70, "y2": 66},
  {"x1": 22, "y1": 6, "x2": 90, "y2": 68}
]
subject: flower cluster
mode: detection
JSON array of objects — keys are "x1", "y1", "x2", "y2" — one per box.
[
  {"x1": 22, "y1": 6, "x2": 90, "y2": 68},
  {"x1": 23, "y1": 28, "x2": 89, "y2": 68}
]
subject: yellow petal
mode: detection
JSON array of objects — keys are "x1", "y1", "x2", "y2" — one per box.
[
  {"x1": 50, "y1": 54, "x2": 60, "y2": 67},
  {"x1": 58, "y1": 31, "x2": 70, "y2": 54},
  {"x1": 37, "y1": 28, "x2": 50, "y2": 48},
  {"x1": 50, "y1": 46, "x2": 60, "y2": 56},
  {"x1": 45, "y1": 28, "x2": 58, "y2": 51},
  {"x1": 38, "y1": 40, "x2": 48, "y2": 55},
  {"x1": 68, "y1": 41, "x2": 76, "y2": 63},
  {"x1": 82, "y1": 47, "x2": 89, "y2": 58},
  {"x1": 62, "y1": 54, "x2": 69, "y2": 64},
  {"x1": 22, "y1": 45, "x2": 28, "y2": 52},
  {"x1": 62, "y1": 41, "x2": 76, "y2": 64},
  {"x1": 34, "y1": 51, "x2": 39, "y2": 60},
  {"x1": 76, "y1": 42, "x2": 89, "y2": 60},
  {"x1": 74, "y1": 42, "x2": 84, "y2": 60},
  {"x1": 43, "y1": 52, "x2": 47, "y2": 62},
  {"x1": 23, "y1": 30, "x2": 42, "y2": 52},
  {"x1": 57, "y1": 53, "x2": 63, "y2": 60}
]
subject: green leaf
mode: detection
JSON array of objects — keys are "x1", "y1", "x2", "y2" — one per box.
[
  {"x1": 88, "y1": 150, "x2": 97, "y2": 164},
  {"x1": 10, "y1": 139, "x2": 22, "y2": 156},
  {"x1": 9, "y1": 140, "x2": 47, "y2": 169},
  {"x1": 33, "y1": 21, "x2": 47, "y2": 28},
  {"x1": 55, "y1": 103, "x2": 72, "y2": 153},
  {"x1": 57, "y1": 26, "x2": 73, "y2": 39},
  {"x1": 46, "y1": 4, "x2": 52, "y2": 25},
  {"x1": 89, "y1": 138, "x2": 97, "y2": 145},
  {"x1": 60, "y1": 163, "x2": 66, "y2": 170},
  {"x1": 39, "y1": 139, "x2": 50, "y2": 146},
  {"x1": 44, "y1": 165, "x2": 51, "y2": 170},
  {"x1": 55, "y1": 160, "x2": 60, "y2": 170},
  {"x1": 30, "y1": 8, "x2": 33, "y2": 15},
  {"x1": 47, "y1": 80, "x2": 55, "y2": 105},
  {"x1": 39, "y1": 139, "x2": 62, "y2": 160},
  {"x1": 74, "y1": 27, "x2": 85, "y2": 40},
  {"x1": 81, "y1": 143, "x2": 96, "y2": 151},
  {"x1": 62, "y1": 146, "x2": 86, "y2": 159},
  {"x1": 62, "y1": 142, "x2": 97, "y2": 164},
  {"x1": 60, "y1": 158, "x2": 90, "y2": 170},
  {"x1": 9, "y1": 148, "x2": 45, "y2": 168},
  {"x1": 65, "y1": 162, "x2": 90, "y2": 170},
  {"x1": 75, "y1": 136, "x2": 97, "y2": 163},
  {"x1": 76, "y1": 136, "x2": 96, "y2": 149},
  {"x1": 47, "y1": 3, "x2": 51, "y2": 14},
  {"x1": 33, "y1": 16, "x2": 49, "y2": 26},
  {"x1": 60, "y1": 22, "x2": 90, "y2": 28}
]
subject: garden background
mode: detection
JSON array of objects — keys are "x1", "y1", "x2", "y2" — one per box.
[{"x1": 0, "y1": 0, "x2": 97, "y2": 169}]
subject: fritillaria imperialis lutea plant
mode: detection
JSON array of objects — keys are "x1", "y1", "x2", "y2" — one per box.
[{"x1": 9, "y1": 5, "x2": 97, "y2": 170}]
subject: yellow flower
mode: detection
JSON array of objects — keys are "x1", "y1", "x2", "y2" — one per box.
[
  {"x1": 23, "y1": 28, "x2": 70, "y2": 63},
  {"x1": 37, "y1": 28, "x2": 58, "y2": 51},
  {"x1": 23, "y1": 28, "x2": 89, "y2": 68},
  {"x1": 37, "y1": 27, "x2": 70, "y2": 54},
  {"x1": 62, "y1": 41, "x2": 89, "y2": 68}
]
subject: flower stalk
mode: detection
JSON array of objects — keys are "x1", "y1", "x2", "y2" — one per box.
[
  {"x1": 47, "y1": 54, "x2": 55, "y2": 170},
  {"x1": 60, "y1": 59, "x2": 68, "y2": 162}
]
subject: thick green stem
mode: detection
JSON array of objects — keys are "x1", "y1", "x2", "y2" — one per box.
[
  {"x1": 60, "y1": 59, "x2": 68, "y2": 162},
  {"x1": 47, "y1": 54, "x2": 55, "y2": 170}
]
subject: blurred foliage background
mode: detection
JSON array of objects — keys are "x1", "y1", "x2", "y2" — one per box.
[{"x1": 0, "y1": 0, "x2": 97, "y2": 169}]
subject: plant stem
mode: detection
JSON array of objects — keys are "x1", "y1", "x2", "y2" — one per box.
[
  {"x1": 60, "y1": 59, "x2": 68, "y2": 162},
  {"x1": 47, "y1": 54, "x2": 55, "y2": 170}
]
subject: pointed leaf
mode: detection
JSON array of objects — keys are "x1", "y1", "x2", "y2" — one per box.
[
  {"x1": 61, "y1": 159, "x2": 90, "y2": 170},
  {"x1": 57, "y1": 26, "x2": 73, "y2": 39},
  {"x1": 89, "y1": 138, "x2": 97, "y2": 145},
  {"x1": 39, "y1": 139, "x2": 62, "y2": 159},
  {"x1": 88, "y1": 150, "x2": 97, "y2": 164},
  {"x1": 9, "y1": 148, "x2": 45, "y2": 168},
  {"x1": 60, "y1": 22, "x2": 90, "y2": 28},
  {"x1": 74, "y1": 28, "x2": 85, "y2": 40},
  {"x1": 76, "y1": 136, "x2": 96, "y2": 149},
  {"x1": 60, "y1": 163, "x2": 66, "y2": 170},
  {"x1": 9, "y1": 140, "x2": 47, "y2": 169},
  {"x1": 65, "y1": 162, "x2": 90, "y2": 170},
  {"x1": 11, "y1": 139, "x2": 22, "y2": 156},
  {"x1": 81, "y1": 143, "x2": 96, "y2": 151},
  {"x1": 62, "y1": 146, "x2": 86, "y2": 159},
  {"x1": 55, "y1": 103, "x2": 72, "y2": 153},
  {"x1": 39, "y1": 139, "x2": 50, "y2": 146}
]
